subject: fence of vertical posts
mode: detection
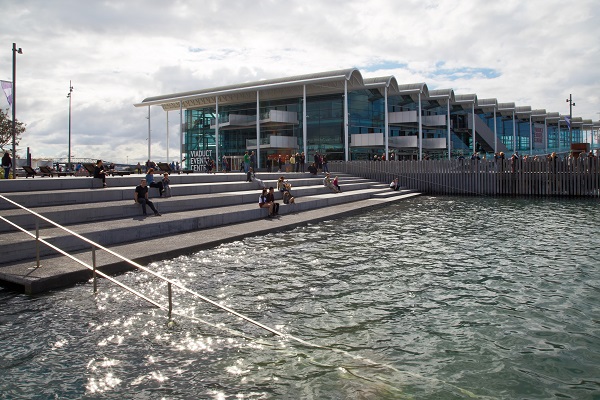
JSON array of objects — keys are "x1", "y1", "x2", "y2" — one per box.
[{"x1": 331, "y1": 157, "x2": 600, "y2": 197}]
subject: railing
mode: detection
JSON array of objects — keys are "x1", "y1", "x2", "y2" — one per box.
[
  {"x1": 0, "y1": 194, "x2": 295, "y2": 340},
  {"x1": 331, "y1": 157, "x2": 600, "y2": 197}
]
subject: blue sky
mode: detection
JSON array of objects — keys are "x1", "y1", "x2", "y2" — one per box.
[{"x1": 1, "y1": 0, "x2": 599, "y2": 163}]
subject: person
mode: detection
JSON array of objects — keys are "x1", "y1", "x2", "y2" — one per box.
[
  {"x1": 267, "y1": 187, "x2": 280, "y2": 215},
  {"x1": 322, "y1": 154, "x2": 329, "y2": 173},
  {"x1": 134, "y1": 179, "x2": 161, "y2": 216},
  {"x1": 161, "y1": 173, "x2": 172, "y2": 197},
  {"x1": 390, "y1": 177, "x2": 400, "y2": 191},
  {"x1": 258, "y1": 188, "x2": 274, "y2": 217},
  {"x1": 277, "y1": 176, "x2": 292, "y2": 193},
  {"x1": 323, "y1": 172, "x2": 339, "y2": 193},
  {"x1": 247, "y1": 168, "x2": 265, "y2": 188},
  {"x1": 295, "y1": 152, "x2": 301, "y2": 172},
  {"x1": 333, "y1": 175, "x2": 341, "y2": 192},
  {"x1": 243, "y1": 151, "x2": 250, "y2": 173},
  {"x1": 283, "y1": 190, "x2": 295, "y2": 204},
  {"x1": 135, "y1": 162, "x2": 142, "y2": 174},
  {"x1": 222, "y1": 156, "x2": 229, "y2": 172},
  {"x1": 278, "y1": 155, "x2": 284, "y2": 172},
  {"x1": 2, "y1": 152, "x2": 12, "y2": 179},
  {"x1": 93, "y1": 159, "x2": 107, "y2": 187},
  {"x1": 307, "y1": 162, "x2": 317, "y2": 175},
  {"x1": 145, "y1": 168, "x2": 165, "y2": 196},
  {"x1": 300, "y1": 152, "x2": 305, "y2": 173},
  {"x1": 250, "y1": 151, "x2": 256, "y2": 170},
  {"x1": 289, "y1": 153, "x2": 295, "y2": 172}
]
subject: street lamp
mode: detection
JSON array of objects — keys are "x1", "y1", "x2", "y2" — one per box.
[
  {"x1": 67, "y1": 81, "x2": 73, "y2": 172},
  {"x1": 566, "y1": 94, "x2": 575, "y2": 147},
  {"x1": 12, "y1": 43, "x2": 22, "y2": 178}
]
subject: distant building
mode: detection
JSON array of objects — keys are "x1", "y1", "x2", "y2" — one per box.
[{"x1": 135, "y1": 68, "x2": 598, "y2": 170}]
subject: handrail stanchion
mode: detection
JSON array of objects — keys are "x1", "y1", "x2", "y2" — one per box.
[
  {"x1": 35, "y1": 220, "x2": 41, "y2": 268},
  {"x1": 92, "y1": 246, "x2": 97, "y2": 294},
  {"x1": 168, "y1": 282, "x2": 173, "y2": 320}
]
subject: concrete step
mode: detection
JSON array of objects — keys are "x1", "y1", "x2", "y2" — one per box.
[
  {"x1": 0, "y1": 180, "x2": 376, "y2": 232},
  {"x1": 0, "y1": 186, "x2": 395, "y2": 264}
]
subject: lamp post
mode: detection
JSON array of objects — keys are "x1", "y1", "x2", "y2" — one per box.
[
  {"x1": 566, "y1": 94, "x2": 575, "y2": 147},
  {"x1": 67, "y1": 81, "x2": 73, "y2": 172},
  {"x1": 11, "y1": 43, "x2": 22, "y2": 178}
]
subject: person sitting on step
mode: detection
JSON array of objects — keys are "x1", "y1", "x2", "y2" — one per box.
[
  {"x1": 390, "y1": 178, "x2": 400, "y2": 191},
  {"x1": 145, "y1": 168, "x2": 165, "y2": 197},
  {"x1": 134, "y1": 179, "x2": 161, "y2": 217}
]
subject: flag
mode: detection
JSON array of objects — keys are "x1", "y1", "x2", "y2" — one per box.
[
  {"x1": 564, "y1": 115, "x2": 571, "y2": 129},
  {"x1": 1, "y1": 80, "x2": 12, "y2": 107}
]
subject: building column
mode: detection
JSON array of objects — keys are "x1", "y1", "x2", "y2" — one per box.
[
  {"x1": 256, "y1": 91, "x2": 260, "y2": 168},
  {"x1": 557, "y1": 120, "x2": 561, "y2": 150},
  {"x1": 384, "y1": 85, "x2": 389, "y2": 160},
  {"x1": 179, "y1": 101, "x2": 183, "y2": 167},
  {"x1": 147, "y1": 106, "x2": 151, "y2": 161},
  {"x1": 447, "y1": 101, "x2": 451, "y2": 160},
  {"x1": 303, "y1": 85, "x2": 307, "y2": 159},
  {"x1": 493, "y1": 107, "x2": 497, "y2": 154},
  {"x1": 418, "y1": 92, "x2": 422, "y2": 160},
  {"x1": 472, "y1": 102, "x2": 475, "y2": 153},
  {"x1": 512, "y1": 110, "x2": 516, "y2": 153},
  {"x1": 344, "y1": 80, "x2": 349, "y2": 161},
  {"x1": 544, "y1": 118, "x2": 548, "y2": 154},
  {"x1": 215, "y1": 97, "x2": 219, "y2": 172}
]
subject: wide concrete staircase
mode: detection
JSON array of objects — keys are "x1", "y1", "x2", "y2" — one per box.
[{"x1": 0, "y1": 172, "x2": 416, "y2": 268}]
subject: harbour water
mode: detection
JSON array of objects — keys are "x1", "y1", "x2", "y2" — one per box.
[{"x1": 0, "y1": 196, "x2": 599, "y2": 399}]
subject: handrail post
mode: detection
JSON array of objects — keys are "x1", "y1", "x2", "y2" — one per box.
[
  {"x1": 35, "y1": 220, "x2": 41, "y2": 268},
  {"x1": 92, "y1": 246, "x2": 97, "y2": 294},
  {"x1": 168, "y1": 282, "x2": 173, "y2": 320}
]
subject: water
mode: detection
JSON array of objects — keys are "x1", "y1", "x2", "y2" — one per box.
[{"x1": 1, "y1": 196, "x2": 599, "y2": 399}]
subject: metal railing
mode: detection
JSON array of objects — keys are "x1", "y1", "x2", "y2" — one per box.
[{"x1": 0, "y1": 194, "x2": 302, "y2": 341}]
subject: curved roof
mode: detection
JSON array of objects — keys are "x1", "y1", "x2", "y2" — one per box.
[
  {"x1": 427, "y1": 88, "x2": 455, "y2": 105},
  {"x1": 531, "y1": 109, "x2": 547, "y2": 122},
  {"x1": 362, "y1": 76, "x2": 400, "y2": 96},
  {"x1": 454, "y1": 94, "x2": 477, "y2": 110},
  {"x1": 136, "y1": 68, "x2": 365, "y2": 111},
  {"x1": 476, "y1": 98, "x2": 498, "y2": 112}
]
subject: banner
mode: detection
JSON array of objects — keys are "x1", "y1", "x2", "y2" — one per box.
[{"x1": 1, "y1": 80, "x2": 12, "y2": 106}]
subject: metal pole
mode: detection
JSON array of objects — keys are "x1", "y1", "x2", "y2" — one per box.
[
  {"x1": 493, "y1": 107, "x2": 497, "y2": 154},
  {"x1": 384, "y1": 85, "x2": 388, "y2": 160},
  {"x1": 92, "y1": 246, "x2": 97, "y2": 294},
  {"x1": 168, "y1": 282, "x2": 173, "y2": 320},
  {"x1": 512, "y1": 110, "x2": 516, "y2": 153},
  {"x1": 35, "y1": 220, "x2": 40, "y2": 268},
  {"x1": 529, "y1": 115, "x2": 532, "y2": 155},
  {"x1": 471, "y1": 102, "x2": 475, "y2": 154},
  {"x1": 256, "y1": 91, "x2": 260, "y2": 168},
  {"x1": 11, "y1": 43, "x2": 20, "y2": 179},
  {"x1": 569, "y1": 94, "x2": 573, "y2": 147},
  {"x1": 67, "y1": 81, "x2": 73, "y2": 172},
  {"x1": 215, "y1": 97, "x2": 219, "y2": 172},
  {"x1": 179, "y1": 101, "x2": 183, "y2": 168},
  {"x1": 418, "y1": 92, "x2": 422, "y2": 160}
]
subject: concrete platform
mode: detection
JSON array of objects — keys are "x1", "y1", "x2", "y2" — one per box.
[{"x1": 0, "y1": 172, "x2": 419, "y2": 294}]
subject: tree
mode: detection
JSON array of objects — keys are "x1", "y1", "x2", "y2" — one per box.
[{"x1": 0, "y1": 108, "x2": 26, "y2": 152}]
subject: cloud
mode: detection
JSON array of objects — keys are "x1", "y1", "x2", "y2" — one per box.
[{"x1": 1, "y1": 0, "x2": 598, "y2": 163}]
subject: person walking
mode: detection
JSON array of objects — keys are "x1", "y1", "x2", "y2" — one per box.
[
  {"x1": 2, "y1": 152, "x2": 12, "y2": 179},
  {"x1": 134, "y1": 179, "x2": 161, "y2": 216}
]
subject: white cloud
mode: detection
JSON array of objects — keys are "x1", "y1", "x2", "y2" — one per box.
[{"x1": 1, "y1": 0, "x2": 598, "y2": 163}]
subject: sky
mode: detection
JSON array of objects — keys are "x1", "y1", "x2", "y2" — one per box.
[{"x1": 1, "y1": 0, "x2": 599, "y2": 164}]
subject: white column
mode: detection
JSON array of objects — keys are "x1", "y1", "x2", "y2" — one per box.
[
  {"x1": 256, "y1": 91, "x2": 260, "y2": 168},
  {"x1": 418, "y1": 91, "x2": 422, "y2": 160},
  {"x1": 179, "y1": 101, "x2": 183, "y2": 167},
  {"x1": 447, "y1": 101, "x2": 451, "y2": 160},
  {"x1": 512, "y1": 110, "x2": 516, "y2": 153},
  {"x1": 344, "y1": 80, "x2": 349, "y2": 161},
  {"x1": 472, "y1": 102, "x2": 475, "y2": 153},
  {"x1": 147, "y1": 106, "x2": 151, "y2": 161},
  {"x1": 493, "y1": 107, "x2": 497, "y2": 154},
  {"x1": 215, "y1": 97, "x2": 219, "y2": 172},
  {"x1": 166, "y1": 111, "x2": 169, "y2": 164},
  {"x1": 384, "y1": 85, "x2": 389, "y2": 160},
  {"x1": 303, "y1": 85, "x2": 307, "y2": 158}
]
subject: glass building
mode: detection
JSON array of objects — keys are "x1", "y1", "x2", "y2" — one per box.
[{"x1": 135, "y1": 69, "x2": 599, "y2": 170}]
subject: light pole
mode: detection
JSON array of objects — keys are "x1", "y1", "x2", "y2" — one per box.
[
  {"x1": 11, "y1": 43, "x2": 22, "y2": 178},
  {"x1": 566, "y1": 94, "x2": 575, "y2": 147},
  {"x1": 67, "y1": 81, "x2": 73, "y2": 172}
]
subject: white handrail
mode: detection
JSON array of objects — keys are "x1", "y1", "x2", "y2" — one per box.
[{"x1": 0, "y1": 194, "x2": 298, "y2": 341}]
